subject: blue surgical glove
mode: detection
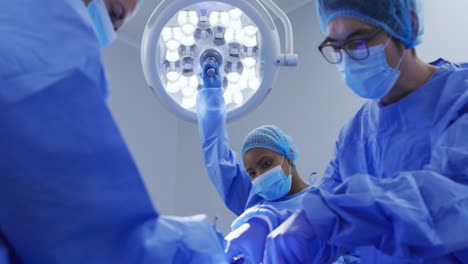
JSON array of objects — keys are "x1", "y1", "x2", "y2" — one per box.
[
  {"x1": 333, "y1": 251, "x2": 361, "y2": 264},
  {"x1": 202, "y1": 60, "x2": 222, "y2": 88},
  {"x1": 152, "y1": 214, "x2": 228, "y2": 263},
  {"x1": 226, "y1": 205, "x2": 294, "y2": 263},
  {"x1": 263, "y1": 210, "x2": 315, "y2": 264},
  {"x1": 225, "y1": 218, "x2": 269, "y2": 264}
]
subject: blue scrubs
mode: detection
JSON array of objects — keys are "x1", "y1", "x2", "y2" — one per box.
[
  {"x1": 296, "y1": 59, "x2": 468, "y2": 263},
  {"x1": 197, "y1": 88, "x2": 360, "y2": 263},
  {"x1": 0, "y1": 1, "x2": 226, "y2": 263},
  {"x1": 197, "y1": 87, "x2": 319, "y2": 215}
]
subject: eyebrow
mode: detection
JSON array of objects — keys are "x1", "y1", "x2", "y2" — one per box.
[
  {"x1": 246, "y1": 155, "x2": 274, "y2": 173},
  {"x1": 323, "y1": 28, "x2": 374, "y2": 43},
  {"x1": 245, "y1": 156, "x2": 265, "y2": 172}
]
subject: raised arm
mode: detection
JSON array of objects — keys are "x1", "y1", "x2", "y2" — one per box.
[{"x1": 196, "y1": 60, "x2": 256, "y2": 215}]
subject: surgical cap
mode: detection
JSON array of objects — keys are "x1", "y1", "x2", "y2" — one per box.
[
  {"x1": 241, "y1": 125, "x2": 299, "y2": 164},
  {"x1": 316, "y1": 0, "x2": 424, "y2": 48}
]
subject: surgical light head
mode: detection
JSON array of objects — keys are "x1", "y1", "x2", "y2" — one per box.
[
  {"x1": 317, "y1": 0, "x2": 424, "y2": 48},
  {"x1": 141, "y1": 0, "x2": 298, "y2": 122}
]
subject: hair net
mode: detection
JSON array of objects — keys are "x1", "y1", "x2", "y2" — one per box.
[
  {"x1": 316, "y1": 0, "x2": 424, "y2": 48},
  {"x1": 241, "y1": 125, "x2": 299, "y2": 164}
]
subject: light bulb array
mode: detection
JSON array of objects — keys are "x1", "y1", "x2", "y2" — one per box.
[{"x1": 160, "y1": 6, "x2": 263, "y2": 110}]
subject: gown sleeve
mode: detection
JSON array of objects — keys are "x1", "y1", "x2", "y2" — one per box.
[
  {"x1": 196, "y1": 88, "x2": 257, "y2": 215},
  {"x1": 302, "y1": 108, "x2": 468, "y2": 258}
]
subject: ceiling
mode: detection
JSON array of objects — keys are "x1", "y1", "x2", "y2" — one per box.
[{"x1": 117, "y1": 0, "x2": 313, "y2": 49}]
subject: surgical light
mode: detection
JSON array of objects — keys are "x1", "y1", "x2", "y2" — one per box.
[{"x1": 141, "y1": 0, "x2": 298, "y2": 122}]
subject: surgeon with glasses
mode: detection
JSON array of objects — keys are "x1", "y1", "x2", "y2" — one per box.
[{"x1": 263, "y1": 0, "x2": 468, "y2": 263}]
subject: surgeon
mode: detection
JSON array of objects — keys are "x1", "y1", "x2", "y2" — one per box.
[
  {"x1": 197, "y1": 61, "x2": 359, "y2": 263},
  {"x1": 0, "y1": 0, "x2": 226, "y2": 263},
  {"x1": 263, "y1": 0, "x2": 468, "y2": 263}
]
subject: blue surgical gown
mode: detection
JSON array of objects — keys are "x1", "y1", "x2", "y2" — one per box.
[
  {"x1": 197, "y1": 87, "x2": 325, "y2": 215},
  {"x1": 197, "y1": 88, "x2": 360, "y2": 263},
  {"x1": 197, "y1": 88, "x2": 260, "y2": 216},
  {"x1": 300, "y1": 59, "x2": 468, "y2": 263},
  {"x1": 0, "y1": 1, "x2": 226, "y2": 263}
]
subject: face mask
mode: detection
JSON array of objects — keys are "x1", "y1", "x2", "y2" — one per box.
[
  {"x1": 252, "y1": 157, "x2": 292, "y2": 201},
  {"x1": 87, "y1": 0, "x2": 117, "y2": 48},
  {"x1": 337, "y1": 37, "x2": 405, "y2": 99}
]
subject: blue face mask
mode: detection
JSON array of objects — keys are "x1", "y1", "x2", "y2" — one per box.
[
  {"x1": 252, "y1": 157, "x2": 292, "y2": 201},
  {"x1": 87, "y1": 0, "x2": 117, "y2": 48},
  {"x1": 337, "y1": 37, "x2": 405, "y2": 99}
]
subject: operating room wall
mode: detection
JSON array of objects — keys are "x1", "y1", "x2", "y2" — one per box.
[
  {"x1": 417, "y1": 0, "x2": 468, "y2": 63},
  {"x1": 102, "y1": 1, "x2": 468, "y2": 234},
  {"x1": 103, "y1": 40, "x2": 179, "y2": 215}
]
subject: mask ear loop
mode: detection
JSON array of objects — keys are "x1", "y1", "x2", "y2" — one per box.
[
  {"x1": 279, "y1": 155, "x2": 291, "y2": 177},
  {"x1": 279, "y1": 155, "x2": 285, "y2": 165},
  {"x1": 383, "y1": 35, "x2": 406, "y2": 71},
  {"x1": 394, "y1": 48, "x2": 406, "y2": 70}
]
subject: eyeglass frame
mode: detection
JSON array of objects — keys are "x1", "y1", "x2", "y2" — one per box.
[{"x1": 318, "y1": 28, "x2": 384, "y2": 64}]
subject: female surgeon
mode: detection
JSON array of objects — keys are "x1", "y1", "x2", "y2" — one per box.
[{"x1": 197, "y1": 60, "x2": 359, "y2": 264}]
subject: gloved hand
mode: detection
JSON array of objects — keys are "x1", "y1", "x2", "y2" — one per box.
[
  {"x1": 263, "y1": 210, "x2": 315, "y2": 264},
  {"x1": 225, "y1": 218, "x2": 269, "y2": 264},
  {"x1": 202, "y1": 59, "x2": 222, "y2": 88},
  {"x1": 152, "y1": 214, "x2": 228, "y2": 264},
  {"x1": 333, "y1": 251, "x2": 361, "y2": 264}
]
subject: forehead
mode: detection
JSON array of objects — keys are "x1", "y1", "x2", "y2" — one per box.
[
  {"x1": 326, "y1": 16, "x2": 375, "y2": 41},
  {"x1": 243, "y1": 148, "x2": 280, "y2": 166}
]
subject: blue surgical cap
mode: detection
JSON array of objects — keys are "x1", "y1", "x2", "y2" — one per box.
[
  {"x1": 316, "y1": 0, "x2": 424, "y2": 48},
  {"x1": 241, "y1": 125, "x2": 299, "y2": 165}
]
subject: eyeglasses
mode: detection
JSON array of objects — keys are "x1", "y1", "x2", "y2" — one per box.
[{"x1": 318, "y1": 28, "x2": 383, "y2": 64}]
